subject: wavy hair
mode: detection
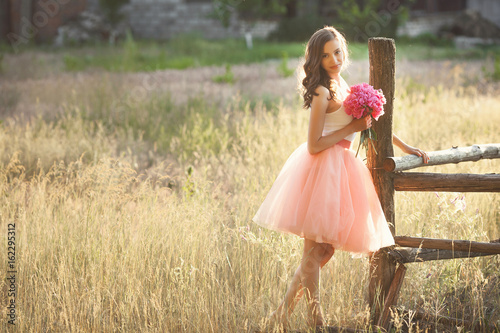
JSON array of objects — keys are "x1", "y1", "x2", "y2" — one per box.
[{"x1": 301, "y1": 26, "x2": 350, "y2": 109}]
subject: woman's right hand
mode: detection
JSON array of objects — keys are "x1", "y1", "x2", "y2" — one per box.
[{"x1": 349, "y1": 115, "x2": 372, "y2": 133}]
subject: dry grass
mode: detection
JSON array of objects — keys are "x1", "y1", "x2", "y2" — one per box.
[{"x1": 0, "y1": 52, "x2": 499, "y2": 332}]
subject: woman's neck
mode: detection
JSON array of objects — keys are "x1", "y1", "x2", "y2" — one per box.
[{"x1": 330, "y1": 74, "x2": 341, "y2": 85}]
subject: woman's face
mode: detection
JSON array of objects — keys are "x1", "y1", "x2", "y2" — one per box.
[{"x1": 320, "y1": 38, "x2": 343, "y2": 78}]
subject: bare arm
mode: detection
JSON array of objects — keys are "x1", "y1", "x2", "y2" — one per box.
[
  {"x1": 307, "y1": 86, "x2": 371, "y2": 155},
  {"x1": 393, "y1": 133, "x2": 430, "y2": 163}
]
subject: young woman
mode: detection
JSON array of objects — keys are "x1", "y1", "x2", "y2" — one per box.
[{"x1": 253, "y1": 26, "x2": 429, "y2": 329}]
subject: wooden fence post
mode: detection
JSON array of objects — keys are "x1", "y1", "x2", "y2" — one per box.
[{"x1": 367, "y1": 37, "x2": 397, "y2": 323}]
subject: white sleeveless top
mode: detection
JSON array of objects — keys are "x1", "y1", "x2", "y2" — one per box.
[{"x1": 321, "y1": 78, "x2": 357, "y2": 142}]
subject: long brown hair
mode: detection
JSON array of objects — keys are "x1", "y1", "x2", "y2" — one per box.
[{"x1": 301, "y1": 26, "x2": 350, "y2": 109}]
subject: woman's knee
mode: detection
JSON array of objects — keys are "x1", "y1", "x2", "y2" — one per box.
[
  {"x1": 302, "y1": 240, "x2": 334, "y2": 264},
  {"x1": 320, "y1": 245, "x2": 334, "y2": 267},
  {"x1": 325, "y1": 244, "x2": 334, "y2": 257}
]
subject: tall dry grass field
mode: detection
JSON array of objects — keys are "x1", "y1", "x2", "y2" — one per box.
[{"x1": 0, "y1": 52, "x2": 499, "y2": 332}]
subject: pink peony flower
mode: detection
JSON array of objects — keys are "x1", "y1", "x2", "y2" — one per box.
[
  {"x1": 344, "y1": 83, "x2": 386, "y2": 120},
  {"x1": 343, "y1": 83, "x2": 386, "y2": 156}
]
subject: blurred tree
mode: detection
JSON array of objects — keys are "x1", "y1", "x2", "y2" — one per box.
[
  {"x1": 212, "y1": 0, "x2": 299, "y2": 27},
  {"x1": 99, "y1": 0, "x2": 130, "y2": 24},
  {"x1": 334, "y1": 0, "x2": 415, "y2": 41},
  {"x1": 213, "y1": 0, "x2": 415, "y2": 41}
]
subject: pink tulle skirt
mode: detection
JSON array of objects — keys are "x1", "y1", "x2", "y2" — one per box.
[{"x1": 253, "y1": 140, "x2": 394, "y2": 255}]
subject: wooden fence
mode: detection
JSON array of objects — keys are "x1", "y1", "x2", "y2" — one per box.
[{"x1": 366, "y1": 38, "x2": 500, "y2": 332}]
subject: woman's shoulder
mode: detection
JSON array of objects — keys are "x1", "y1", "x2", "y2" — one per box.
[{"x1": 314, "y1": 85, "x2": 330, "y2": 97}]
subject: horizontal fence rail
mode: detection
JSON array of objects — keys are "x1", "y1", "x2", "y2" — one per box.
[
  {"x1": 394, "y1": 236, "x2": 500, "y2": 254},
  {"x1": 393, "y1": 172, "x2": 500, "y2": 192},
  {"x1": 389, "y1": 247, "x2": 495, "y2": 263},
  {"x1": 384, "y1": 144, "x2": 500, "y2": 172}
]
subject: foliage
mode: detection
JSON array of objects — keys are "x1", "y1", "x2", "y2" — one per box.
[
  {"x1": 64, "y1": 54, "x2": 86, "y2": 71},
  {"x1": 334, "y1": 0, "x2": 414, "y2": 41},
  {"x1": 99, "y1": 0, "x2": 130, "y2": 23},
  {"x1": 211, "y1": 0, "x2": 237, "y2": 28},
  {"x1": 121, "y1": 30, "x2": 139, "y2": 69},
  {"x1": 483, "y1": 53, "x2": 500, "y2": 82},
  {"x1": 57, "y1": 36, "x2": 306, "y2": 72},
  {"x1": 277, "y1": 52, "x2": 295, "y2": 77},
  {"x1": 212, "y1": 0, "x2": 291, "y2": 27},
  {"x1": 236, "y1": 0, "x2": 290, "y2": 20},
  {"x1": 214, "y1": 0, "x2": 414, "y2": 42},
  {"x1": 267, "y1": 14, "x2": 331, "y2": 42},
  {"x1": 397, "y1": 32, "x2": 454, "y2": 47},
  {"x1": 212, "y1": 64, "x2": 235, "y2": 84},
  {"x1": 11, "y1": 35, "x2": 500, "y2": 75}
]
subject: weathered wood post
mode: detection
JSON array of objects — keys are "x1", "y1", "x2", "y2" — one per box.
[{"x1": 367, "y1": 37, "x2": 397, "y2": 323}]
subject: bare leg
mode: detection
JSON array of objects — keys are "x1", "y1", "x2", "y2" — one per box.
[
  {"x1": 284, "y1": 242, "x2": 334, "y2": 320},
  {"x1": 300, "y1": 239, "x2": 329, "y2": 327},
  {"x1": 269, "y1": 239, "x2": 335, "y2": 327}
]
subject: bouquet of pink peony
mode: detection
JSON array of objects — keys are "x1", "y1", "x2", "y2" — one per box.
[{"x1": 343, "y1": 83, "x2": 386, "y2": 157}]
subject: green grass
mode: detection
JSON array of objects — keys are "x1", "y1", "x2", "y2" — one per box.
[
  {"x1": 63, "y1": 37, "x2": 500, "y2": 71},
  {"x1": 277, "y1": 52, "x2": 295, "y2": 78},
  {"x1": 349, "y1": 39, "x2": 500, "y2": 62},
  {"x1": 5, "y1": 33, "x2": 499, "y2": 74},
  {"x1": 483, "y1": 53, "x2": 500, "y2": 81},
  {"x1": 212, "y1": 64, "x2": 235, "y2": 84},
  {"x1": 57, "y1": 34, "x2": 307, "y2": 72}
]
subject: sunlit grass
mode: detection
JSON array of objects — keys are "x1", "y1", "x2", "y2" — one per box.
[{"x1": 0, "y1": 57, "x2": 499, "y2": 332}]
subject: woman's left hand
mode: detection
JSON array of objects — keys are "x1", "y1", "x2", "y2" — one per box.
[
  {"x1": 392, "y1": 134, "x2": 430, "y2": 164},
  {"x1": 405, "y1": 146, "x2": 430, "y2": 164}
]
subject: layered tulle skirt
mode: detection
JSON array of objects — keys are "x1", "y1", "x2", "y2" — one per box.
[{"x1": 253, "y1": 140, "x2": 394, "y2": 255}]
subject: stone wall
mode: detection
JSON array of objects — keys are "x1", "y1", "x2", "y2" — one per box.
[
  {"x1": 397, "y1": 0, "x2": 500, "y2": 38},
  {"x1": 86, "y1": 0, "x2": 100, "y2": 13},
  {"x1": 127, "y1": 0, "x2": 277, "y2": 40},
  {"x1": 2, "y1": 0, "x2": 277, "y2": 45},
  {"x1": 128, "y1": 0, "x2": 239, "y2": 40},
  {"x1": 240, "y1": 20, "x2": 278, "y2": 39},
  {"x1": 467, "y1": 0, "x2": 500, "y2": 28},
  {"x1": 397, "y1": 12, "x2": 459, "y2": 37}
]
